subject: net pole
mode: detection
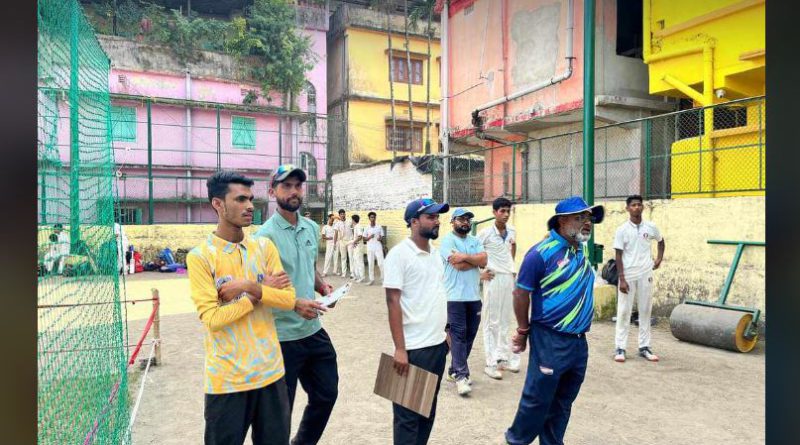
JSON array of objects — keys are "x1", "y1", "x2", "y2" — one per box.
[{"x1": 69, "y1": 0, "x2": 81, "y2": 251}]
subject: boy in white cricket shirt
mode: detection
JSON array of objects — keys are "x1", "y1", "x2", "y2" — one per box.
[{"x1": 613, "y1": 195, "x2": 665, "y2": 363}]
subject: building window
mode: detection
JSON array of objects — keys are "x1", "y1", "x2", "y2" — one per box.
[
  {"x1": 713, "y1": 106, "x2": 748, "y2": 130},
  {"x1": 232, "y1": 115, "x2": 256, "y2": 149},
  {"x1": 111, "y1": 105, "x2": 137, "y2": 142},
  {"x1": 300, "y1": 151, "x2": 319, "y2": 197},
  {"x1": 305, "y1": 82, "x2": 317, "y2": 140},
  {"x1": 300, "y1": 152, "x2": 318, "y2": 180},
  {"x1": 114, "y1": 206, "x2": 141, "y2": 225},
  {"x1": 390, "y1": 57, "x2": 423, "y2": 85},
  {"x1": 386, "y1": 124, "x2": 423, "y2": 152},
  {"x1": 616, "y1": 0, "x2": 643, "y2": 59}
]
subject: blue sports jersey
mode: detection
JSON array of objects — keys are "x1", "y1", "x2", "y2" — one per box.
[{"x1": 516, "y1": 229, "x2": 595, "y2": 334}]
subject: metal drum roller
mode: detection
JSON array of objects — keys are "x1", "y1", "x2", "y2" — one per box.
[{"x1": 669, "y1": 240, "x2": 764, "y2": 353}]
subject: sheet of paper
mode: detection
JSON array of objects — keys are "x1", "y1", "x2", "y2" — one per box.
[
  {"x1": 317, "y1": 282, "x2": 351, "y2": 308},
  {"x1": 373, "y1": 353, "x2": 439, "y2": 418}
]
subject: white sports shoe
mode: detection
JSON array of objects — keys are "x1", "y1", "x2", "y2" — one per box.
[
  {"x1": 498, "y1": 360, "x2": 520, "y2": 373},
  {"x1": 456, "y1": 378, "x2": 471, "y2": 396},
  {"x1": 484, "y1": 365, "x2": 502, "y2": 380}
]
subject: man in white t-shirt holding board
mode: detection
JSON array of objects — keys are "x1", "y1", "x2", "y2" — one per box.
[
  {"x1": 383, "y1": 197, "x2": 450, "y2": 445},
  {"x1": 613, "y1": 195, "x2": 665, "y2": 363}
]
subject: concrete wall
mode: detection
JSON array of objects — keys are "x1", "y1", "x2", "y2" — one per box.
[
  {"x1": 331, "y1": 159, "x2": 433, "y2": 210},
  {"x1": 446, "y1": 0, "x2": 657, "y2": 132},
  {"x1": 338, "y1": 195, "x2": 765, "y2": 319},
  {"x1": 347, "y1": 101, "x2": 439, "y2": 162},
  {"x1": 124, "y1": 195, "x2": 764, "y2": 322},
  {"x1": 646, "y1": 0, "x2": 765, "y2": 98},
  {"x1": 345, "y1": 27, "x2": 441, "y2": 104}
]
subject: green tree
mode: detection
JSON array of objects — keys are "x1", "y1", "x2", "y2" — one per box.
[
  {"x1": 409, "y1": 0, "x2": 436, "y2": 155},
  {"x1": 371, "y1": 0, "x2": 400, "y2": 161},
  {"x1": 227, "y1": 0, "x2": 317, "y2": 107}
]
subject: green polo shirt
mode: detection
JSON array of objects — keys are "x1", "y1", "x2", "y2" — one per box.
[{"x1": 255, "y1": 211, "x2": 322, "y2": 342}]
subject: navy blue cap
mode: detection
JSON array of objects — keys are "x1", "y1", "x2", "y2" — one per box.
[
  {"x1": 450, "y1": 208, "x2": 475, "y2": 221},
  {"x1": 404, "y1": 198, "x2": 450, "y2": 226},
  {"x1": 547, "y1": 196, "x2": 605, "y2": 230}
]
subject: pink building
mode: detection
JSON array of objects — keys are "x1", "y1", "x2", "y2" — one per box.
[
  {"x1": 441, "y1": 0, "x2": 675, "y2": 203},
  {"x1": 56, "y1": 3, "x2": 330, "y2": 224}
]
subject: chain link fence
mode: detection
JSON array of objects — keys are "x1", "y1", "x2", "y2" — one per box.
[
  {"x1": 92, "y1": 99, "x2": 338, "y2": 224},
  {"x1": 433, "y1": 96, "x2": 765, "y2": 205}
]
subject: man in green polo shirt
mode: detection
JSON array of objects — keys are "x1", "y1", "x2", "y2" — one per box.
[{"x1": 255, "y1": 165, "x2": 337, "y2": 445}]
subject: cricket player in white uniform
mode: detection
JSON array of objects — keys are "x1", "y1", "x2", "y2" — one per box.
[
  {"x1": 363, "y1": 211, "x2": 385, "y2": 285},
  {"x1": 613, "y1": 195, "x2": 665, "y2": 363},
  {"x1": 332, "y1": 210, "x2": 346, "y2": 276},
  {"x1": 321, "y1": 213, "x2": 338, "y2": 276},
  {"x1": 477, "y1": 197, "x2": 520, "y2": 379},
  {"x1": 350, "y1": 214, "x2": 366, "y2": 282}
]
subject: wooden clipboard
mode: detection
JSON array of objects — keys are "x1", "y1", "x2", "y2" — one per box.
[{"x1": 373, "y1": 353, "x2": 439, "y2": 418}]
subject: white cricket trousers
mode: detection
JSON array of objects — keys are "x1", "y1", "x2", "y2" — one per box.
[
  {"x1": 482, "y1": 272, "x2": 520, "y2": 368},
  {"x1": 615, "y1": 272, "x2": 654, "y2": 349},
  {"x1": 366, "y1": 244, "x2": 384, "y2": 282},
  {"x1": 323, "y1": 240, "x2": 336, "y2": 275},
  {"x1": 352, "y1": 243, "x2": 365, "y2": 280},
  {"x1": 337, "y1": 240, "x2": 351, "y2": 276}
]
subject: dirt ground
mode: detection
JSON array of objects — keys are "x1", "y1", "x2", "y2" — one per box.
[{"x1": 124, "y1": 271, "x2": 764, "y2": 445}]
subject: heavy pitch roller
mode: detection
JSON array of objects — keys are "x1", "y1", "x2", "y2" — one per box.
[{"x1": 669, "y1": 240, "x2": 764, "y2": 353}]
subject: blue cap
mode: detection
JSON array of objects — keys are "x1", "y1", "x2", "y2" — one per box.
[
  {"x1": 450, "y1": 208, "x2": 475, "y2": 221},
  {"x1": 404, "y1": 198, "x2": 450, "y2": 226},
  {"x1": 547, "y1": 196, "x2": 605, "y2": 230}
]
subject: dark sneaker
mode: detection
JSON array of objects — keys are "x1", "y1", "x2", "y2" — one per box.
[
  {"x1": 614, "y1": 348, "x2": 626, "y2": 363},
  {"x1": 639, "y1": 347, "x2": 660, "y2": 362}
]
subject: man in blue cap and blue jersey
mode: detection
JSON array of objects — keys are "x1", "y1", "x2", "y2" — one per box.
[{"x1": 505, "y1": 196, "x2": 604, "y2": 445}]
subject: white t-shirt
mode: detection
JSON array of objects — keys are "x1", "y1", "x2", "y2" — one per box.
[
  {"x1": 364, "y1": 224, "x2": 384, "y2": 249},
  {"x1": 383, "y1": 238, "x2": 448, "y2": 350},
  {"x1": 352, "y1": 223, "x2": 365, "y2": 246},
  {"x1": 477, "y1": 224, "x2": 516, "y2": 274},
  {"x1": 342, "y1": 220, "x2": 355, "y2": 241},
  {"x1": 56, "y1": 231, "x2": 70, "y2": 256},
  {"x1": 321, "y1": 225, "x2": 336, "y2": 244},
  {"x1": 613, "y1": 220, "x2": 663, "y2": 281},
  {"x1": 332, "y1": 219, "x2": 346, "y2": 241}
]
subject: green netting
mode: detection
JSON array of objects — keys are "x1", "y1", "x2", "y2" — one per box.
[{"x1": 38, "y1": 0, "x2": 130, "y2": 444}]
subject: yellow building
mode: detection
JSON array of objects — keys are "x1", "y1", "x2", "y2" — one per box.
[
  {"x1": 644, "y1": 0, "x2": 765, "y2": 197},
  {"x1": 327, "y1": 4, "x2": 441, "y2": 171}
]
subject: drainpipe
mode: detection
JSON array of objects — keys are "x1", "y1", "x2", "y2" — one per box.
[
  {"x1": 702, "y1": 44, "x2": 716, "y2": 195},
  {"x1": 473, "y1": 0, "x2": 574, "y2": 115},
  {"x1": 501, "y1": 0, "x2": 509, "y2": 118},
  {"x1": 441, "y1": 0, "x2": 450, "y2": 203},
  {"x1": 185, "y1": 69, "x2": 192, "y2": 222},
  {"x1": 583, "y1": 0, "x2": 597, "y2": 266}
]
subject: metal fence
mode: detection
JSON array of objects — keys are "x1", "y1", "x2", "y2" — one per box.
[
  {"x1": 433, "y1": 96, "x2": 765, "y2": 205},
  {"x1": 40, "y1": 94, "x2": 341, "y2": 225}
]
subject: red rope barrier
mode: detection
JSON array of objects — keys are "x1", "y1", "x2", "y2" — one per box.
[{"x1": 128, "y1": 295, "x2": 160, "y2": 366}]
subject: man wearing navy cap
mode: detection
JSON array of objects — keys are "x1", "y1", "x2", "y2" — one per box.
[
  {"x1": 505, "y1": 196, "x2": 604, "y2": 445},
  {"x1": 439, "y1": 208, "x2": 487, "y2": 396},
  {"x1": 384, "y1": 198, "x2": 450, "y2": 444}
]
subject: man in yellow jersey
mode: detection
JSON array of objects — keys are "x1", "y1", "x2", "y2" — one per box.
[{"x1": 187, "y1": 171, "x2": 297, "y2": 445}]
